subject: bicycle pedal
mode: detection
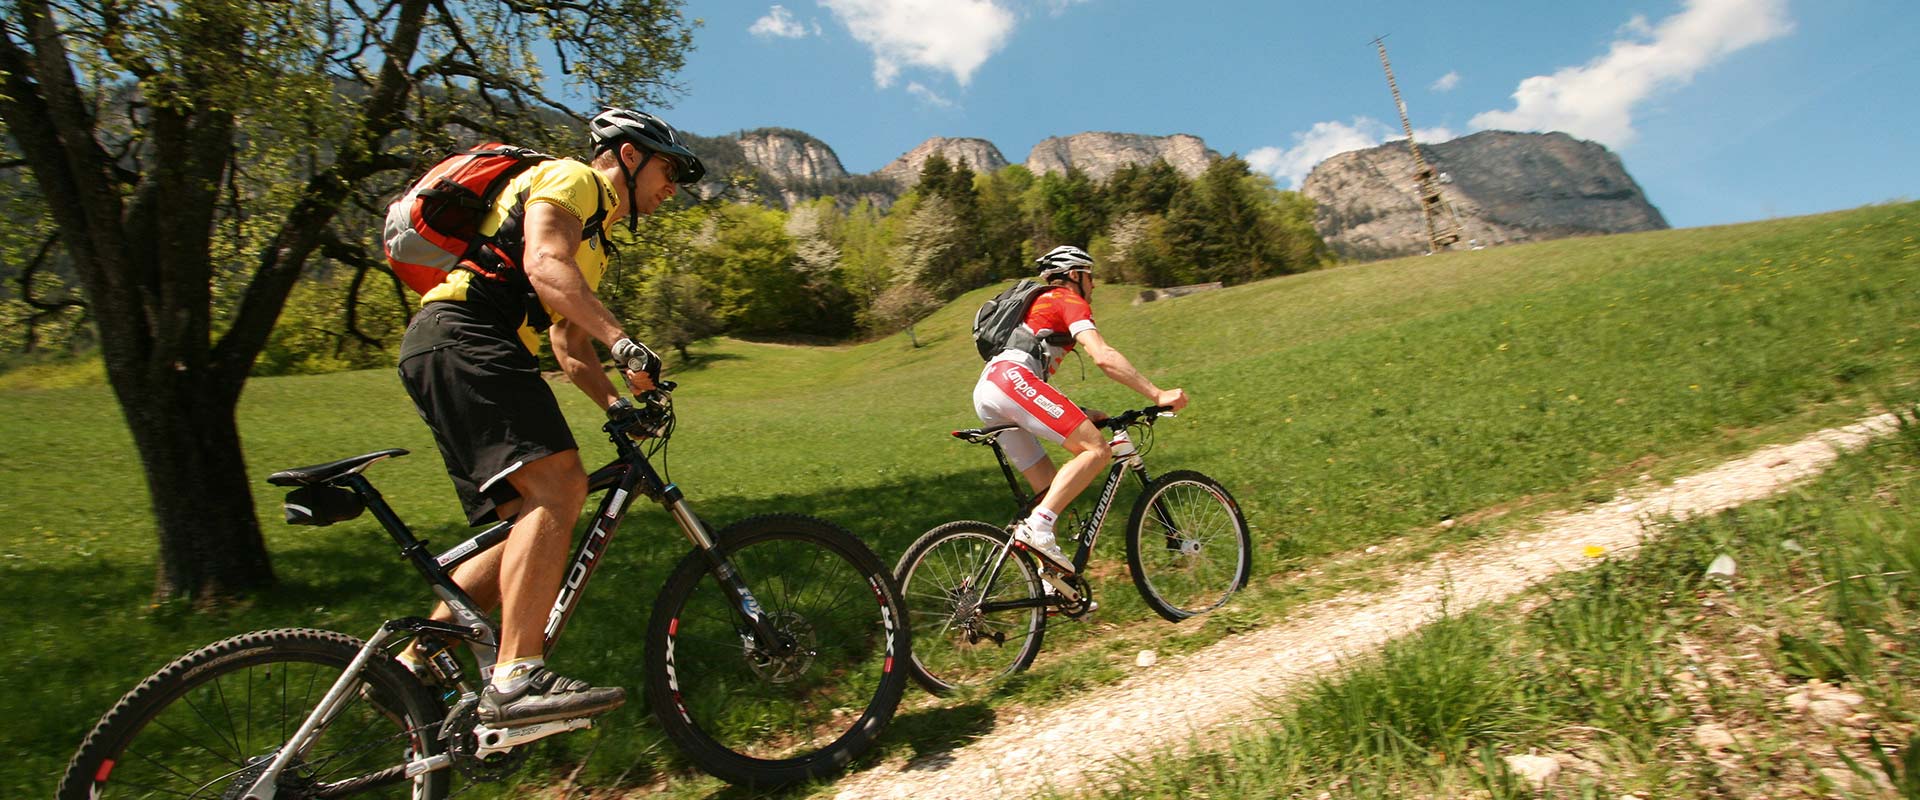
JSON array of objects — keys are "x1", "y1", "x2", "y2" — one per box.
[{"x1": 471, "y1": 717, "x2": 594, "y2": 758}]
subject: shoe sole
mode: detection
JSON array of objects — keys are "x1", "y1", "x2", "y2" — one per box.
[
  {"x1": 479, "y1": 695, "x2": 627, "y2": 728},
  {"x1": 1014, "y1": 541, "x2": 1075, "y2": 575}
]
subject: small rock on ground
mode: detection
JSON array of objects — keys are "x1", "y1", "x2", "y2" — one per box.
[{"x1": 1503, "y1": 754, "x2": 1560, "y2": 788}]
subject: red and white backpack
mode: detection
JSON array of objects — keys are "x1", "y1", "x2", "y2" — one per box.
[{"x1": 381, "y1": 144, "x2": 554, "y2": 295}]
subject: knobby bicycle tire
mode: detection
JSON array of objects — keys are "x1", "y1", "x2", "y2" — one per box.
[
  {"x1": 895, "y1": 520, "x2": 1047, "y2": 695},
  {"x1": 59, "y1": 627, "x2": 449, "y2": 800},
  {"x1": 1125, "y1": 469, "x2": 1253, "y2": 622},
  {"x1": 643, "y1": 514, "x2": 909, "y2": 787}
]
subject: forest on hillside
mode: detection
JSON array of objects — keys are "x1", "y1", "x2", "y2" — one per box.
[{"x1": 4, "y1": 149, "x2": 1328, "y2": 374}]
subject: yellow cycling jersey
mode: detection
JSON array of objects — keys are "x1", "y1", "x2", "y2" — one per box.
[{"x1": 420, "y1": 158, "x2": 617, "y2": 353}]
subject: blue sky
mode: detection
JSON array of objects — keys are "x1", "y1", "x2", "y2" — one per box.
[{"x1": 632, "y1": 0, "x2": 1915, "y2": 228}]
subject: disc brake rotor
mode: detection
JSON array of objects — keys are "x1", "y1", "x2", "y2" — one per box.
[{"x1": 742, "y1": 610, "x2": 817, "y2": 683}]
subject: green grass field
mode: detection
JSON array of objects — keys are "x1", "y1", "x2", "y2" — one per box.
[
  {"x1": 1067, "y1": 410, "x2": 1920, "y2": 800},
  {"x1": 3, "y1": 202, "x2": 1916, "y2": 796}
]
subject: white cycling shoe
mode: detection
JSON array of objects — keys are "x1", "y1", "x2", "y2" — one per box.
[{"x1": 1013, "y1": 522, "x2": 1075, "y2": 575}]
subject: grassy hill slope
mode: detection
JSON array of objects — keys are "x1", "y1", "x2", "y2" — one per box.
[{"x1": 1, "y1": 202, "x2": 1916, "y2": 795}]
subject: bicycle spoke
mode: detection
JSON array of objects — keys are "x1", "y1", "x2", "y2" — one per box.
[
  {"x1": 1131, "y1": 476, "x2": 1248, "y2": 620},
  {"x1": 66, "y1": 632, "x2": 445, "y2": 800},
  {"x1": 656, "y1": 524, "x2": 899, "y2": 772}
]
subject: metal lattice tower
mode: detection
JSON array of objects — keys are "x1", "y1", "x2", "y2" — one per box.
[{"x1": 1373, "y1": 36, "x2": 1462, "y2": 253}]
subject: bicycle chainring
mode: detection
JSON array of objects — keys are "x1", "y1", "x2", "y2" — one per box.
[
  {"x1": 1055, "y1": 574, "x2": 1096, "y2": 619},
  {"x1": 446, "y1": 705, "x2": 527, "y2": 782}
]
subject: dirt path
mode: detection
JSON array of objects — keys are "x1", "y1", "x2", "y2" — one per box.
[{"x1": 827, "y1": 413, "x2": 1901, "y2": 800}]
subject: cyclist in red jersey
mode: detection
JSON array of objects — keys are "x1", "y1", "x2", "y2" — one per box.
[{"x1": 972, "y1": 245, "x2": 1189, "y2": 575}]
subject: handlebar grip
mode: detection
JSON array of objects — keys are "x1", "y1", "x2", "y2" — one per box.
[{"x1": 612, "y1": 338, "x2": 662, "y2": 382}]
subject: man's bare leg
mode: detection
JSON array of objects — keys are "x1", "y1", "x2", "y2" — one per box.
[
  {"x1": 473, "y1": 449, "x2": 625, "y2": 726},
  {"x1": 1015, "y1": 421, "x2": 1112, "y2": 573},
  {"x1": 494, "y1": 450, "x2": 588, "y2": 666}
]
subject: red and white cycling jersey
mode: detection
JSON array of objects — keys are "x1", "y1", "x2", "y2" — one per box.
[{"x1": 988, "y1": 286, "x2": 1097, "y2": 380}]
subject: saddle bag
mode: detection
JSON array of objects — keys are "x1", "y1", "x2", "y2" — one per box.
[{"x1": 283, "y1": 484, "x2": 366, "y2": 527}]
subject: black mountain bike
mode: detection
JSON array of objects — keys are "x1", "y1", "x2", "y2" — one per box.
[
  {"x1": 60, "y1": 381, "x2": 909, "y2": 797},
  {"x1": 895, "y1": 405, "x2": 1251, "y2": 694}
]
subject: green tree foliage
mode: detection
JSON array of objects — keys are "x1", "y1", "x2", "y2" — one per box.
[
  {"x1": 601, "y1": 205, "x2": 720, "y2": 361},
  {"x1": 696, "y1": 203, "x2": 854, "y2": 338},
  {"x1": 0, "y1": 0, "x2": 695, "y2": 601},
  {"x1": 974, "y1": 164, "x2": 1035, "y2": 280},
  {"x1": 892, "y1": 193, "x2": 973, "y2": 298},
  {"x1": 903, "y1": 154, "x2": 992, "y2": 295},
  {"x1": 1027, "y1": 168, "x2": 1105, "y2": 252},
  {"x1": 837, "y1": 199, "x2": 895, "y2": 326},
  {"x1": 1163, "y1": 156, "x2": 1327, "y2": 284}
]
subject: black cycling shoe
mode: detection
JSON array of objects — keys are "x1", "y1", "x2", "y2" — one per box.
[{"x1": 477, "y1": 668, "x2": 626, "y2": 727}]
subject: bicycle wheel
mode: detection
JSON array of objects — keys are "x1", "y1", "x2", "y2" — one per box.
[
  {"x1": 895, "y1": 520, "x2": 1047, "y2": 695},
  {"x1": 644, "y1": 514, "x2": 908, "y2": 787},
  {"x1": 1126, "y1": 470, "x2": 1252, "y2": 622},
  {"x1": 59, "y1": 627, "x2": 449, "y2": 800}
]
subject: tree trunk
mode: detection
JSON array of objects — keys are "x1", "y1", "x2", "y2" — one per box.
[{"x1": 117, "y1": 365, "x2": 274, "y2": 601}]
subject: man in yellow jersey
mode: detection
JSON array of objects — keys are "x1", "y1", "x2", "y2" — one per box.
[{"x1": 396, "y1": 108, "x2": 704, "y2": 726}]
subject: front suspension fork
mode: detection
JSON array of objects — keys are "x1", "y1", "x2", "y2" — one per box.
[{"x1": 664, "y1": 491, "x2": 790, "y2": 653}]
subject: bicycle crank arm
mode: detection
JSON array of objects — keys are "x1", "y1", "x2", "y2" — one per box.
[{"x1": 472, "y1": 717, "x2": 596, "y2": 758}]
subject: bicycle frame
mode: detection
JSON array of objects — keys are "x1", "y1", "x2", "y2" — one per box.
[
  {"x1": 240, "y1": 398, "x2": 785, "y2": 799},
  {"x1": 965, "y1": 418, "x2": 1166, "y2": 615}
]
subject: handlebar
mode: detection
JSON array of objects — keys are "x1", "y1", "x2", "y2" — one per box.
[
  {"x1": 1096, "y1": 404, "x2": 1174, "y2": 431},
  {"x1": 605, "y1": 379, "x2": 678, "y2": 440}
]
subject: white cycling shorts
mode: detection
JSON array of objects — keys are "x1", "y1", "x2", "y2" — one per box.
[{"x1": 972, "y1": 361, "x2": 1090, "y2": 471}]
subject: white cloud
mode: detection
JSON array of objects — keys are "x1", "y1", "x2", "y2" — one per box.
[
  {"x1": 820, "y1": 0, "x2": 1016, "y2": 87},
  {"x1": 1431, "y1": 71, "x2": 1461, "y2": 92},
  {"x1": 906, "y1": 81, "x2": 956, "y2": 109},
  {"x1": 1042, "y1": 0, "x2": 1091, "y2": 15},
  {"x1": 1470, "y1": 0, "x2": 1792, "y2": 147},
  {"x1": 1248, "y1": 117, "x2": 1456, "y2": 188},
  {"x1": 750, "y1": 5, "x2": 811, "y2": 39}
]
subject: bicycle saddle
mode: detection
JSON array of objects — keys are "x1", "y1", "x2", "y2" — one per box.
[
  {"x1": 267, "y1": 449, "x2": 409, "y2": 486},
  {"x1": 951, "y1": 424, "x2": 1021, "y2": 444}
]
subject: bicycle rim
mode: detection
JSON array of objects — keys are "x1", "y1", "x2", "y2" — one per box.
[
  {"x1": 1128, "y1": 471, "x2": 1252, "y2": 621},
  {"x1": 647, "y1": 515, "x2": 906, "y2": 786},
  {"x1": 60, "y1": 628, "x2": 447, "y2": 800},
  {"x1": 897, "y1": 521, "x2": 1046, "y2": 694}
]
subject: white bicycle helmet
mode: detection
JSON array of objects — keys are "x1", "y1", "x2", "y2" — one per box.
[{"x1": 1035, "y1": 245, "x2": 1094, "y2": 279}]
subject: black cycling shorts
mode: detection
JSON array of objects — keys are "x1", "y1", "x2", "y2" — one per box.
[{"x1": 398, "y1": 300, "x2": 575, "y2": 526}]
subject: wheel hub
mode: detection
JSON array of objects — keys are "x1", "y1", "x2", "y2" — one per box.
[
  {"x1": 221, "y1": 752, "x2": 315, "y2": 800},
  {"x1": 743, "y1": 610, "x2": 817, "y2": 683}
]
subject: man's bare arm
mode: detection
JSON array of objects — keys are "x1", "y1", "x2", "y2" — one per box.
[
  {"x1": 1075, "y1": 329, "x2": 1188, "y2": 410},
  {"x1": 520, "y1": 201, "x2": 627, "y2": 348},
  {"x1": 550, "y1": 318, "x2": 621, "y2": 409}
]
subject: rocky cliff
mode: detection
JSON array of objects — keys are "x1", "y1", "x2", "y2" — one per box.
[
  {"x1": 735, "y1": 128, "x2": 849, "y2": 184},
  {"x1": 682, "y1": 128, "x2": 1224, "y2": 209},
  {"x1": 684, "y1": 128, "x2": 893, "y2": 210},
  {"x1": 1301, "y1": 130, "x2": 1667, "y2": 261},
  {"x1": 1025, "y1": 132, "x2": 1217, "y2": 181},
  {"x1": 876, "y1": 137, "x2": 1010, "y2": 189}
]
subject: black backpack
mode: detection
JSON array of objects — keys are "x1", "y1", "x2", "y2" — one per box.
[{"x1": 972, "y1": 280, "x2": 1056, "y2": 362}]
